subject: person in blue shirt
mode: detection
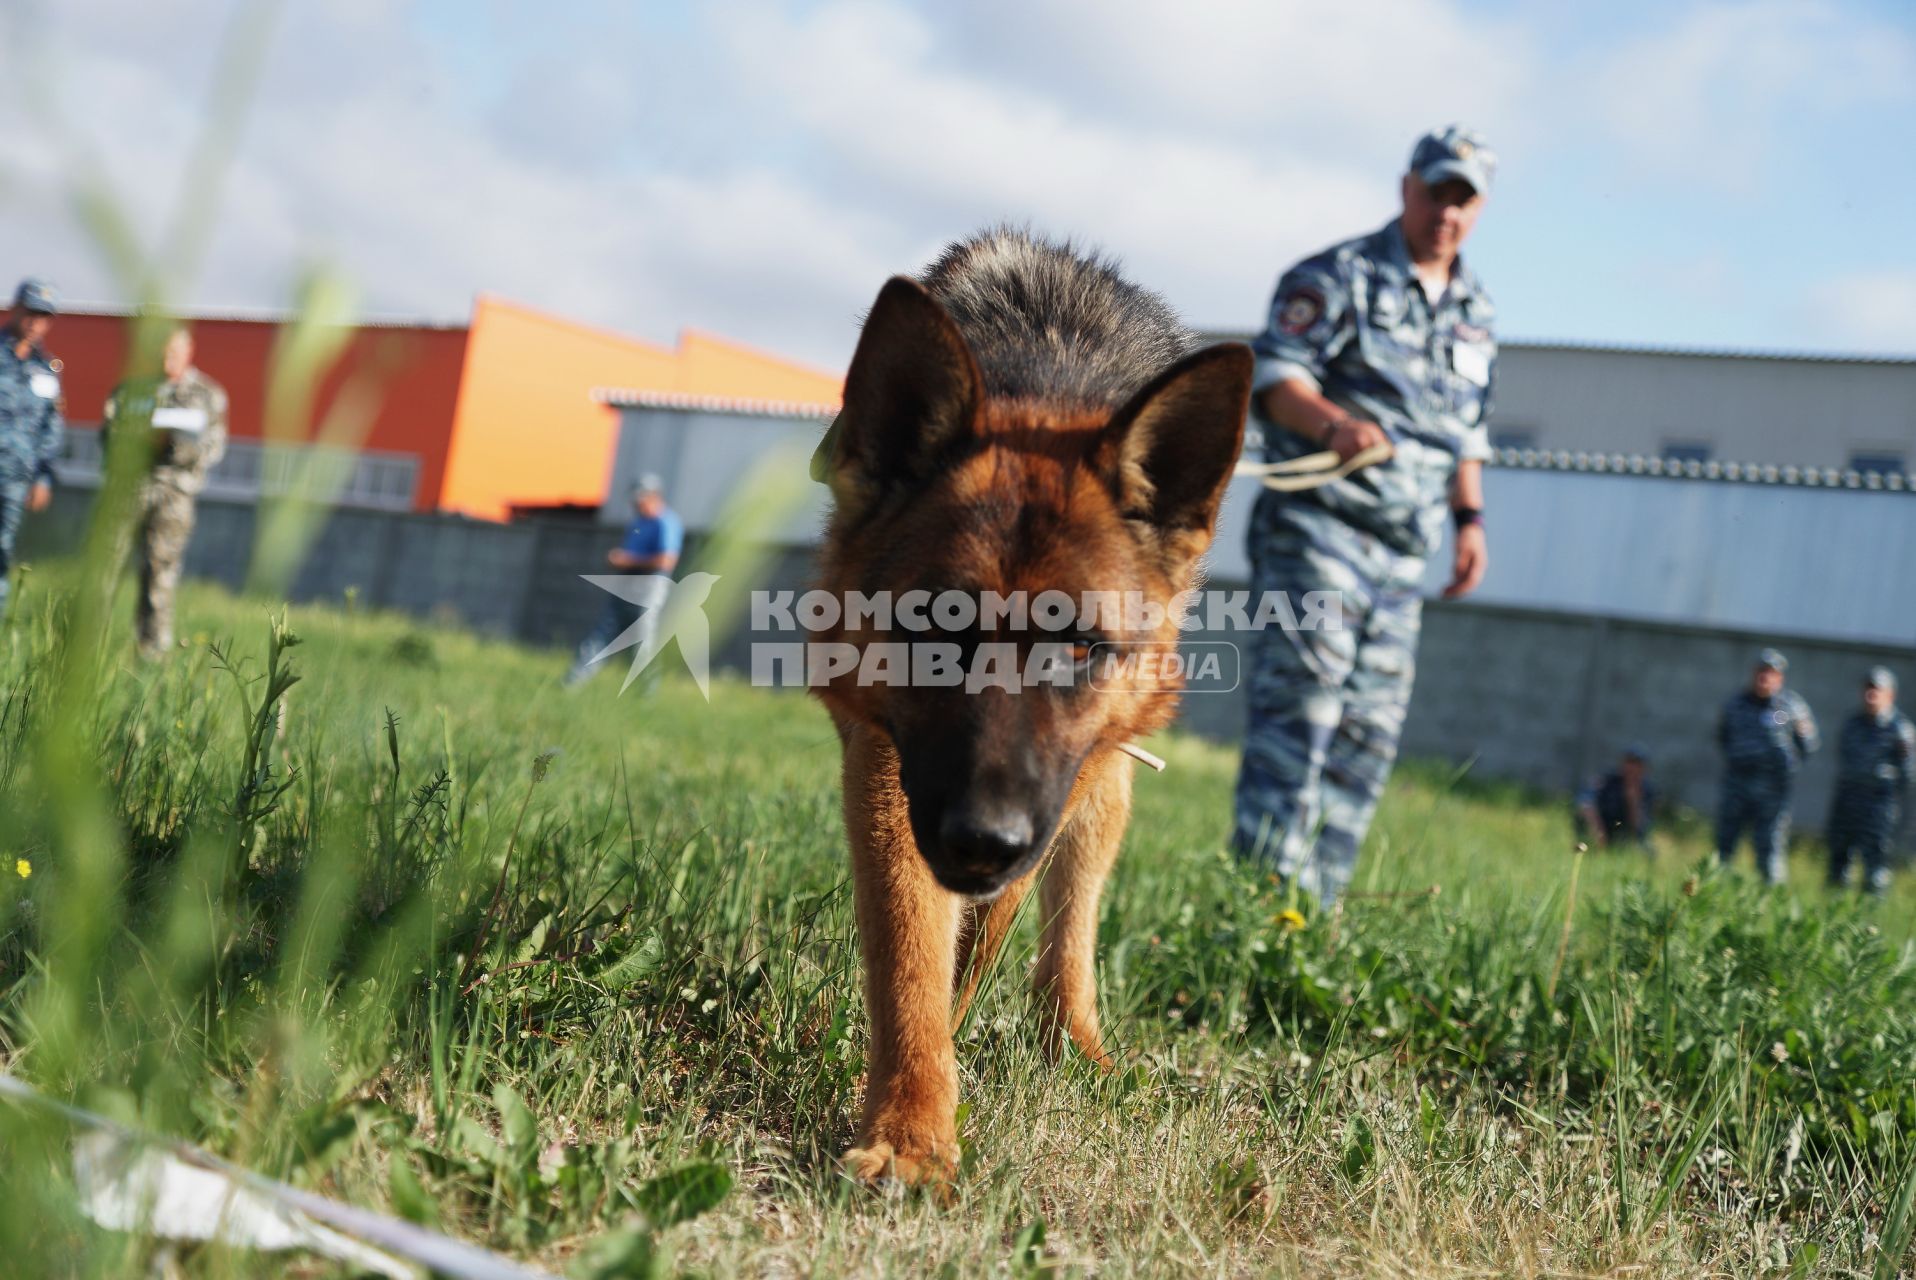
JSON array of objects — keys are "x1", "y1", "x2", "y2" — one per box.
[{"x1": 564, "y1": 474, "x2": 683, "y2": 687}]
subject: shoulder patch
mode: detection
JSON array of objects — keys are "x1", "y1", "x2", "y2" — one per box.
[{"x1": 1277, "y1": 288, "x2": 1325, "y2": 336}]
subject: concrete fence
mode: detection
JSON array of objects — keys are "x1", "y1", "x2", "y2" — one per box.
[
  {"x1": 15, "y1": 491, "x2": 621, "y2": 652},
  {"x1": 18, "y1": 487, "x2": 1913, "y2": 844}
]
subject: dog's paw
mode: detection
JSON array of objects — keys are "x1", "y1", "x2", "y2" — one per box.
[{"x1": 841, "y1": 1138, "x2": 957, "y2": 1189}]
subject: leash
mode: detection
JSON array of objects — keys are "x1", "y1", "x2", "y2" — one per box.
[{"x1": 1234, "y1": 443, "x2": 1395, "y2": 492}]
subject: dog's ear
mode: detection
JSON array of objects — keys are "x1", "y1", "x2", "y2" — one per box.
[
  {"x1": 1100, "y1": 343, "x2": 1252, "y2": 544},
  {"x1": 817, "y1": 276, "x2": 982, "y2": 516}
]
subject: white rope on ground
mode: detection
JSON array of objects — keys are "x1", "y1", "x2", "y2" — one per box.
[
  {"x1": 1234, "y1": 443, "x2": 1395, "y2": 492},
  {"x1": 0, "y1": 1072, "x2": 559, "y2": 1280}
]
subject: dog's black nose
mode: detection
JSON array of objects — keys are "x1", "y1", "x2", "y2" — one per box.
[{"x1": 939, "y1": 807, "x2": 1035, "y2": 879}]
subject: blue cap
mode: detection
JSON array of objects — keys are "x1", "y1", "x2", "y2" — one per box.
[
  {"x1": 633, "y1": 473, "x2": 664, "y2": 496},
  {"x1": 1757, "y1": 647, "x2": 1788, "y2": 673},
  {"x1": 12, "y1": 278, "x2": 58, "y2": 315},
  {"x1": 1865, "y1": 665, "x2": 1896, "y2": 691},
  {"x1": 1409, "y1": 125, "x2": 1497, "y2": 196},
  {"x1": 1623, "y1": 742, "x2": 1650, "y2": 763}
]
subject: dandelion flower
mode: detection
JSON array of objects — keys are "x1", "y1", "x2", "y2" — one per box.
[
  {"x1": 14, "y1": 859, "x2": 30, "y2": 879},
  {"x1": 1275, "y1": 908, "x2": 1306, "y2": 932}
]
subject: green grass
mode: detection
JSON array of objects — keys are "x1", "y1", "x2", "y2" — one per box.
[{"x1": 2, "y1": 571, "x2": 1913, "y2": 1278}]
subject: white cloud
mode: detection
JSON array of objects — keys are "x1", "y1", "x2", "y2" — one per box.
[
  {"x1": 720, "y1": 0, "x2": 1536, "y2": 331},
  {"x1": 1805, "y1": 272, "x2": 1916, "y2": 355},
  {"x1": 0, "y1": 0, "x2": 1909, "y2": 368},
  {"x1": 1579, "y1": 0, "x2": 1916, "y2": 191}
]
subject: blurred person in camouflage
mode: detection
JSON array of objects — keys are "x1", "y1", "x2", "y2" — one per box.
[
  {"x1": 101, "y1": 326, "x2": 229, "y2": 659},
  {"x1": 1825, "y1": 666, "x2": 1913, "y2": 896},
  {"x1": 0, "y1": 278, "x2": 66, "y2": 620},
  {"x1": 1715, "y1": 648, "x2": 1818, "y2": 886},
  {"x1": 1575, "y1": 744, "x2": 1657, "y2": 853},
  {"x1": 1229, "y1": 126, "x2": 1498, "y2": 906}
]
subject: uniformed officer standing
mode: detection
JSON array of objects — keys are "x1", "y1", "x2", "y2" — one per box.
[
  {"x1": 101, "y1": 327, "x2": 229, "y2": 659},
  {"x1": 0, "y1": 278, "x2": 66, "y2": 620},
  {"x1": 1825, "y1": 666, "x2": 1914, "y2": 896},
  {"x1": 1230, "y1": 125, "x2": 1497, "y2": 905},
  {"x1": 1715, "y1": 648, "x2": 1818, "y2": 885}
]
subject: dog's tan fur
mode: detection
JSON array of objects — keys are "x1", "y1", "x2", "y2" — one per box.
[{"x1": 812, "y1": 234, "x2": 1250, "y2": 1184}]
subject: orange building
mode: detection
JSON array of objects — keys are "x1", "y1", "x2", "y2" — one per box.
[{"x1": 41, "y1": 295, "x2": 842, "y2": 519}]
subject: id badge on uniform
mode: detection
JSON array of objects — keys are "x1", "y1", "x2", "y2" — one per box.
[
  {"x1": 1451, "y1": 343, "x2": 1491, "y2": 386},
  {"x1": 151, "y1": 406, "x2": 208, "y2": 434},
  {"x1": 28, "y1": 373, "x2": 59, "y2": 399}
]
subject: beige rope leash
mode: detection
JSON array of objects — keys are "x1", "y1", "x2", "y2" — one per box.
[{"x1": 1234, "y1": 443, "x2": 1395, "y2": 492}]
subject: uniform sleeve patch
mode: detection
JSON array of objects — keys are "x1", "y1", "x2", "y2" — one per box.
[{"x1": 1276, "y1": 288, "x2": 1325, "y2": 336}]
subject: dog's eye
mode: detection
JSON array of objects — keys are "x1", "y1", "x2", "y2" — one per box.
[{"x1": 1067, "y1": 637, "x2": 1102, "y2": 667}]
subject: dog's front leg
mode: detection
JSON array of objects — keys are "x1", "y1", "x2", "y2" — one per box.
[
  {"x1": 841, "y1": 728, "x2": 963, "y2": 1186},
  {"x1": 1034, "y1": 752, "x2": 1132, "y2": 1069}
]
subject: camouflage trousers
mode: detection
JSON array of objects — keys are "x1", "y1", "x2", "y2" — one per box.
[
  {"x1": 131, "y1": 481, "x2": 199, "y2": 659},
  {"x1": 1230, "y1": 500, "x2": 1424, "y2": 905},
  {"x1": 0, "y1": 476, "x2": 27, "y2": 621},
  {"x1": 1714, "y1": 767, "x2": 1792, "y2": 885},
  {"x1": 1826, "y1": 781, "x2": 1901, "y2": 895}
]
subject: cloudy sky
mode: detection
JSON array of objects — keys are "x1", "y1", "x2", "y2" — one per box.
[{"x1": 3, "y1": 0, "x2": 1914, "y2": 369}]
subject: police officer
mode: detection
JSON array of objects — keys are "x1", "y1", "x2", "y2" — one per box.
[
  {"x1": 1575, "y1": 743, "x2": 1657, "y2": 852},
  {"x1": 101, "y1": 326, "x2": 229, "y2": 659},
  {"x1": 0, "y1": 278, "x2": 66, "y2": 620},
  {"x1": 1715, "y1": 648, "x2": 1818, "y2": 885},
  {"x1": 1825, "y1": 666, "x2": 1914, "y2": 896},
  {"x1": 1230, "y1": 125, "x2": 1497, "y2": 905}
]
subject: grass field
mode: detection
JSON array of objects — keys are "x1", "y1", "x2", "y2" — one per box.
[{"x1": 2, "y1": 572, "x2": 1914, "y2": 1278}]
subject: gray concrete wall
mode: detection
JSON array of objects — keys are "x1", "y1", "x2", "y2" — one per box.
[
  {"x1": 680, "y1": 542, "x2": 1915, "y2": 836},
  {"x1": 19, "y1": 490, "x2": 1911, "y2": 840},
  {"x1": 1139, "y1": 597, "x2": 1914, "y2": 838},
  {"x1": 14, "y1": 491, "x2": 617, "y2": 651}
]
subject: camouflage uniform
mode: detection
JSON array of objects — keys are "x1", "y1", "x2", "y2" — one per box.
[
  {"x1": 1231, "y1": 212, "x2": 1496, "y2": 904},
  {"x1": 0, "y1": 327, "x2": 65, "y2": 621},
  {"x1": 1825, "y1": 704, "x2": 1914, "y2": 895},
  {"x1": 1714, "y1": 685, "x2": 1818, "y2": 885},
  {"x1": 102, "y1": 367, "x2": 229, "y2": 657}
]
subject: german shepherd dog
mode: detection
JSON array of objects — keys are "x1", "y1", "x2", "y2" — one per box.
[{"x1": 812, "y1": 228, "x2": 1252, "y2": 1184}]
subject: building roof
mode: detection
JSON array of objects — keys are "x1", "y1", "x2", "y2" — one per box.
[
  {"x1": 1496, "y1": 338, "x2": 1916, "y2": 367},
  {"x1": 1195, "y1": 329, "x2": 1916, "y2": 367},
  {"x1": 1487, "y1": 447, "x2": 1913, "y2": 491},
  {"x1": 592, "y1": 387, "x2": 840, "y2": 419},
  {"x1": 48, "y1": 301, "x2": 471, "y2": 332}
]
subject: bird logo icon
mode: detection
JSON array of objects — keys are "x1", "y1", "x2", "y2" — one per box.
[{"x1": 576, "y1": 571, "x2": 721, "y2": 699}]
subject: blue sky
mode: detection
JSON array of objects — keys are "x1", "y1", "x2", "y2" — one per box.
[{"x1": 3, "y1": 0, "x2": 1914, "y2": 368}]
